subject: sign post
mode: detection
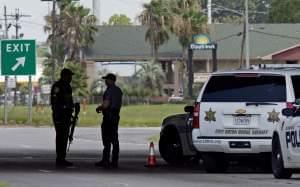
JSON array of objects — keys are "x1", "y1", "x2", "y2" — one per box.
[
  {"x1": 188, "y1": 34, "x2": 217, "y2": 98},
  {"x1": 28, "y1": 76, "x2": 33, "y2": 124},
  {"x1": 1, "y1": 39, "x2": 36, "y2": 124}
]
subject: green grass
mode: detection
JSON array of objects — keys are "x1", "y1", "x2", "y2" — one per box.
[
  {"x1": 0, "y1": 182, "x2": 9, "y2": 187},
  {"x1": 147, "y1": 135, "x2": 160, "y2": 143},
  {"x1": 0, "y1": 104, "x2": 187, "y2": 127}
]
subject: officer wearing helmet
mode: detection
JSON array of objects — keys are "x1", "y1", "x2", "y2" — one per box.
[{"x1": 50, "y1": 68, "x2": 75, "y2": 167}]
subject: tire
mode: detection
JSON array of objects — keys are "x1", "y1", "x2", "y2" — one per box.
[
  {"x1": 272, "y1": 135, "x2": 292, "y2": 179},
  {"x1": 159, "y1": 129, "x2": 184, "y2": 165},
  {"x1": 202, "y1": 153, "x2": 228, "y2": 173}
]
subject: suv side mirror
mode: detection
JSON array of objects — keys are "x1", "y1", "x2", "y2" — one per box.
[
  {"x1": 282, "y1": 108, "x2": 294, "y2": 117},
  {"x1": 295, "y1": 99, "x2": 300, "y2": 105},
  {"x1": 184, "y1": 105, "x2": 194, "y2": 113}
]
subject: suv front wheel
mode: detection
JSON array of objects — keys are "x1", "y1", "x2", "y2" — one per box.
[{"x1": 159, "y1": 128, "x2": 184, "y2": 165}]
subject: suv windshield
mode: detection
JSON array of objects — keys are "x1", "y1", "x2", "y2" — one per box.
[
  {"x1": 292, "y1": 76, "x2": 300, "y2": 99},
  {"x1": 202, "y1": 74, "x2": 286, "y2": 102}
]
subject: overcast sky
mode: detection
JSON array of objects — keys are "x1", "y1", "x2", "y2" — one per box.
[{"x1": 0, "y1": 0, "x2": 150, "y2": 42}]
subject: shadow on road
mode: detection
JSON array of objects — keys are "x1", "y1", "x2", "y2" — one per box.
[
  {"x1": 0, "y1": 149, "x2": 289, "y2": 175},
  {"x1": 0, "y1": 149, "x2": 203, "y2": 174}
]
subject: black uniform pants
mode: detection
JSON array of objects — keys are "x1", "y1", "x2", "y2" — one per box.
[
  {"x1": 101, "y1": 112, "x2": 120, "y2": 163},
  {"x1": 53, "y1": 116, "x2": 71, "y2": 161}
]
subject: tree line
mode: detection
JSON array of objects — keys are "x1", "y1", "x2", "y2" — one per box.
[
  {"x1": 202, "y1": 0, "x2": 300, "y2": 24},
  {"x1": 41, "y1": 0, "x2": 97, "y2": 98},
  {"x1": 39, "y1": 0, "x2": 300, "y2": 101}
]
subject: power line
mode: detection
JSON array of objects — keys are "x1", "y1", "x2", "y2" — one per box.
[
  {"x1": 251, "y1": 29, "x2": 300, "y2": 40},
  {"x1": 6, "y1": 8, "x2": 31, "y2": 39},
  {"x1": 20, "y1": 20, "x2": 45, "y2": 26},
  {"x1": 213, "y1": 28, "x2": 300, "y2": 43},
  {"x1": 215, "y1": 32, "x2": 243, "y2": 42}
]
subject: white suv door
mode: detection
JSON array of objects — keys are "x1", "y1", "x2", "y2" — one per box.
[
  {"x1": 280, "y1": 115, "x2": 300, "y2": 164},
  {"x1": 284, "y1": 76, "x2": 300, "y2": 164}
]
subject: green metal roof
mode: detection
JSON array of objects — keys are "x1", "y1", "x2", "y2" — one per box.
[{"x1": 86, "y1": 24, "x2": 300, "y2": 61}]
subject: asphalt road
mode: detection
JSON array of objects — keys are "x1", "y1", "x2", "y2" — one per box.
[{"x1": 0, "y1": 127, "x2": 299, "y2": 187}]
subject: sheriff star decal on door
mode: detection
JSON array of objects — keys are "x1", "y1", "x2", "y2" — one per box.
[
  {"x1": 205, "y1": 108, "x2": 216, "y2": 122},
  {"x1": 268, "y1": 109, "x2": 280, "y2": 123}
]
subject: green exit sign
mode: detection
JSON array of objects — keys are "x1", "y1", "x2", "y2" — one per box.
[{"x1": 1, "y1": 39, "x2": 36, "y2": 76}]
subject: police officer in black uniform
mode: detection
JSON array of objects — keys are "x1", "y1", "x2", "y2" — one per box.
[
  {"x1": 51, "y1": 68, "x2": 74, "y2": 167},
  {"x1": 95, "y1": 73, "x2": 123, "y2": 168}
]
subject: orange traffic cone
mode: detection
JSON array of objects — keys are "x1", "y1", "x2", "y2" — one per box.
[{"x1": 145, "y1": 142, "x2": 157, "y2": 167}]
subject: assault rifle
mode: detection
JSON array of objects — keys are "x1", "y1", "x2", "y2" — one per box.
[{"x1": 68, "y1": 102, "x2": 80, "y2": 151}]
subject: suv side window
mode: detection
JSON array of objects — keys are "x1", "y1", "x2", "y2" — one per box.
[
  {"x1": 202, "y1": 74, "x2": 286, "y2": 102},
  {"x1": 291, "y1": 76, "x2": 300, "y2": 99}
]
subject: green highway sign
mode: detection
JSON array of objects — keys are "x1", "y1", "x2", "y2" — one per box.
[{"x1": 1, "y1": 39, "x2": 36, "y2": 75}]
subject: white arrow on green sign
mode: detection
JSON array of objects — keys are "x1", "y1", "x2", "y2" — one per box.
[{"x1": 1, "y1": 39, "x2": 36, "y2": 75}]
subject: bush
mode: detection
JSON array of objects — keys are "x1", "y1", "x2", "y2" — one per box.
[{"x1": 193, "y1": 82, "x2": 204, "y2": 97}]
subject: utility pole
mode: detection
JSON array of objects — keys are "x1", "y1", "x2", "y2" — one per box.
[
  {"x1": 12, "y1": 9, "x2": 32, "y2": 124},
  {"x1": 51, "y1": 0, "x2": 57, "y2": 84},
  {"x1": 245, "y1": 0, "x2": 250, "y2": 68},
  {"x1": 11, "y1": 9, "x2": 31, "y2": 38},
  {"x1": 3, "y1": 7, "x2": 32, "y2": 124},
  {"x1": 93, "y1": 0, "x2": 101, "y2": 25},
  {"x1": 5, "y1": 8, "x2": 31, "y2": 38},
  {"x1": 4, "y1": 6, "x2": 9, "y2": 125},
  {"x1": 6, "y1": 9, "x2": 31, "y2": 105},
  {"x1": 207, "y1": 0, "x2": 212, "y2": 24},
  {"x1": 240, "y1": 20, "x2": 246, "y2": 68},
  {"x1": 41, "y1": 0, "x2": 57, "y2": 84}
]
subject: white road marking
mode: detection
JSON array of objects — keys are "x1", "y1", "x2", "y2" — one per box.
[
  {"x1": 20, "y1": 145, "x2": 31, "y2": 149},
  {"x1": 39, "y1": 170, "x2": 52, "y2": 173},
  {"x1": 77, "y1": 138, "x2": 149, "y2": 146},
  {"x1": 114, "y1": 182, "x2": 129, "y2": 187},
  {"x1": 23, "y1": 156, "x2": 33, "y2": 159}
]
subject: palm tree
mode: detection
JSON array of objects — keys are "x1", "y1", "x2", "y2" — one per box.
[
  {"x1": 169, "y1": 0, "x2": 207, "y2": 59},
  {"x1": 138, "y1": 0, "x2": 170, "y2": 62},
  {"x1": 44, "y1": 8, "x2": 65, "y2": 84},
  {"x1": 40, "y1": 58, "x2": 89, "y2": 97},
  {"x1": 136, "y1": 61, "x2": 166, "y2": 96},
  {"x1": 60, "y1": 2, "x2": 98, "y2": 62},
  {"x1": 39, "y1": 52, "x2": 57, "y2": 85},
  {"x1": 43, "y1": 0, "x2": 97, "y2": 97},
  {"x1": 64, "y1": 61, "x2": 89, "y2": 97},
  {"x1": 44, "y1": 0, "x2": 98, "y2": 63},
  {"x1": 167, "y1": 0, "x2": 207, "y2": 98},
  {"x1": 118, "y1": 78, "x2": 143, "y2": 98}
]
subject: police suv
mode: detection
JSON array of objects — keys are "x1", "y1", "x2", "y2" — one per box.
[
  {"x1": 272, "y1": 99, "x2": 300, "y2": 179},
  {"x1": 159, "y1": 64, "x2": 300, "y2": 173}
]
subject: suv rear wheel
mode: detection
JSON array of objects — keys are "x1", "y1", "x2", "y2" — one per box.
[
  {"x1": 159, "y1": 128, "x2": 184, "y2": 165},
  {"x1": 272, "y1": 135, "x2": 292, "y2": 179},
  {"x1": 202, "y1": 153, "x2": 228, "y2": 173}
]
